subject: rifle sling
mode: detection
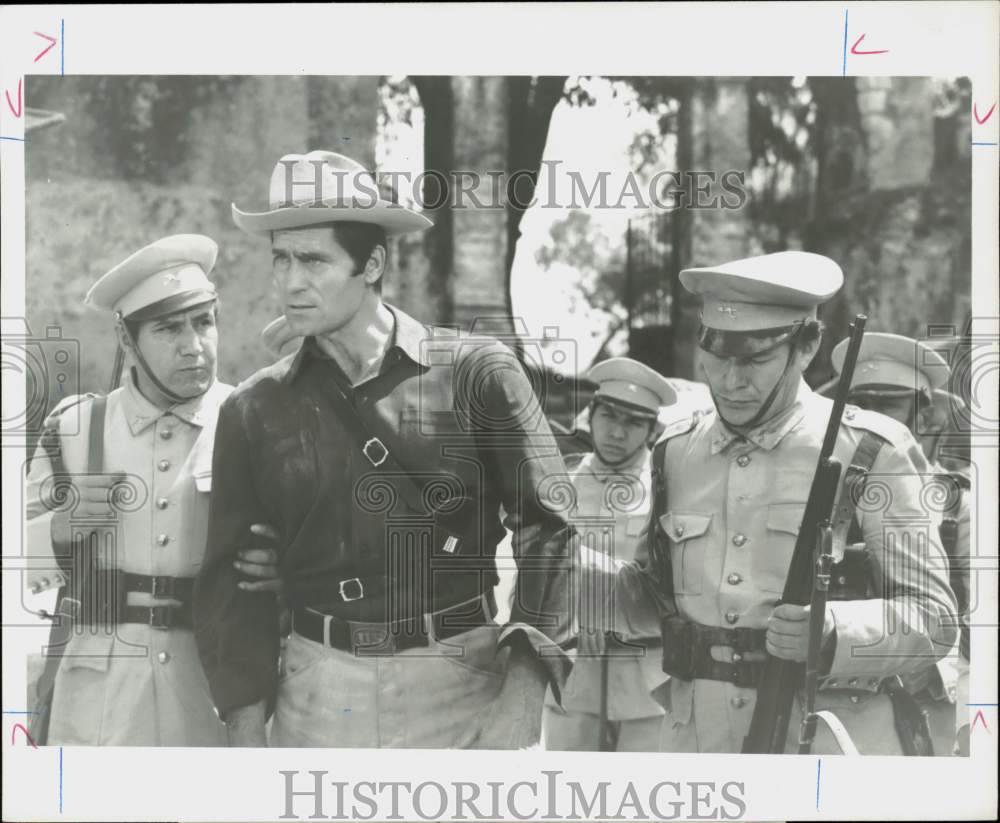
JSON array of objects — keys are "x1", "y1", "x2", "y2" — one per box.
[{"x1": 830, "y1": 432, "x2": 884, "y2": 554}]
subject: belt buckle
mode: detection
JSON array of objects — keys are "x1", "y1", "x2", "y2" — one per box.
[
  {"x1": 149, "y1": 606, "x2": 171, "y2": 630},
  {"x1": 362, "y1": 437, "x2": 388, "y2": 467},
  {"x1": 339, "y1": 577, "x2": 365, "y2": 602},
  {"x1": 151, "y1": 576, "x2": 170, "y2": 599},
  {"x1": 352, "y1": 624, "x2": 393, "y2": 650},
  {"x1": 732, "y1": 627, "x2": 753, "y2": 653},
  {"x1": 59, "y1": 597, "x2": 81, "y2": 621}
]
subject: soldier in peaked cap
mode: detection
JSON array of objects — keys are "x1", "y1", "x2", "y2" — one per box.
[
  {"x1": 195, "y1": 151, "x2": 580, "y2": 750},
  {"x1": 24, "y1": 234, "x2": 240, "y2": 746},
  {"x1": 832, "y1": 332, "x2": 970, "y2": 755},
  {"x1": 543, "y1": 358, "x2": 674, "y2": 751},
  {"x1": 584, "y1": 251, "x2": 958, "y2": 754}
]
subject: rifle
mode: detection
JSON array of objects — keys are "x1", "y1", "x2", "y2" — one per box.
[
  {"x1": 798, "y1": 525, "x2": 834, "y2": 753},
  {"x1": 741, "y1": 314, "x2": 867, "y2": 754}
]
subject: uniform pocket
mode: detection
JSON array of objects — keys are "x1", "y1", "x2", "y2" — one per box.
[
  {"x1": 659, "y1": 511, "x2": 713, "y2": 596},
  {"x1": 758, "y1": 503, "x2": 804, "y2": 594},
  {"x1": 193, "y1": 470, "x2": 212, "y2": 493},
  {"x1": 58, "y1": 633, "x2": 114, "y2": 673}
]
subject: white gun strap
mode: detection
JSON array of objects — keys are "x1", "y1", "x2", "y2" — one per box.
[{"x1": 813, "y1": 710, "x2": 861, "y2": 755}]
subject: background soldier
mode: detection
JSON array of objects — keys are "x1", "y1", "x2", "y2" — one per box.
[
  {"x1": 831, "y1": 332, "x2": 970, "y2": 755},
  {"x1": 543, "y1": 358, "x2": 674, "y2": 752},
  {"x1": 25, "y1": 235, "x2": 233, "y2": 745},
  {"x1": 194, "y1": 151, "x2": 577, "y2": 749},
  {"x1": 593, "y1": 251, "x2": 958, "y2": 754}
]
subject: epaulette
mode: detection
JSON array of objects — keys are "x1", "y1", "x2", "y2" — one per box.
[
  {"x1": 655, "y1": 413, "x2": 700, "y2": 446},
  {"x1": 41, "y1": 392, "x2": 98, "y2": 430},
  {"x1": 840, "y1": 404, "x2": 909, "y2": 448}
]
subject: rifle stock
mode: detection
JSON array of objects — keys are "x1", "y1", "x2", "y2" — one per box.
[{"x1": 741, "y1": 315, "x2": 867, "y2": 754}]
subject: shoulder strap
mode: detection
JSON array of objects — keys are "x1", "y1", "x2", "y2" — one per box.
[
  {"x1": 651, "y1": 438, "x2": 669, "y2": 522},
  {"x1": 831, "y1": 431, "x2": 885, "y2": 550},
  {"x1": 319, "y1": 377, "x2": 427, "y2": 514},
  {"x1": 31, "y1": 393, "x2": 107, "y2": 745},
  {"x1": 87, "y1": 395, "x2": 107, "y2": 474}
]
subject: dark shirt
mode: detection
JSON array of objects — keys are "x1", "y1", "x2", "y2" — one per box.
[{"x1": 194, "y1": 304, "x2": 576, "y2": 717}]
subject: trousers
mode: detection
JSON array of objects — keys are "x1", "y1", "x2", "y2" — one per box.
[{"x1": 270, "y1": 624, "x2": 506, "y2": 748}]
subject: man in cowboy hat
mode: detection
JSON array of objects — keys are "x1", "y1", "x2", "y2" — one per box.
[
  {"x1": 194, "y1": 151, "x2": 577, "y2": 748},
  {"x1": 543, "y1": 357, "x2": 675, "y2": 752},
  {"x1": 584, "y1": 251, "x2": 958, "y2": 753},
  {"x1": 831, "y1": 332, "x2": 971, "y2": 755},
  {"x1": 24, "y1": 235, "x2": 234, "y2": 745}
]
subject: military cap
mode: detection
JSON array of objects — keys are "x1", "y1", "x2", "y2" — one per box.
[
  {"x1": 85, "y1": 234, "x2": 218, "y2": 322},
  {"x1": 232, "y1": 150, "x2": 432, "y2": 236},
  {"x1": 832, "y1": 332, "x2": 949, "y2": 398},
  {"x1": 680, "y1": 251, "x2": 843, "y2": 357},
  {"x1": 586, "y1": 357, "x2": 676, "y2": 419}
]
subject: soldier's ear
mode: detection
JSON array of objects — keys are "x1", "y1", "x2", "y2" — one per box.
[{"x1": 796, "y1": 331, "x2": 822, "y2": 370}]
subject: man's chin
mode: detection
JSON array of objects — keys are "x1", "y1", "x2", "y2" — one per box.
[
  {"x1": 715, "y1": 402, "x2": 760, "y2": 426},
  {"x1": 170, "y1": 375, "x2": 213, "y2": 399}
]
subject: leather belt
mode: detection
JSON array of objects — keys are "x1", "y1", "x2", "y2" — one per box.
[
  {"x1": 119, "y1": 604, "x2": 192, "y2": 630},
  {"x1": 661, "y1": 616, "x2": 768, "y2": 689},
  {"x1": 292, "y1": 592, "x2": 497, "y2": 653},
  {"x1": 63, "y1": 571, "x2": 194, "y2": 629},
  {"x1": 121, "y1": 572, "x2": 194, "y2": 602}
]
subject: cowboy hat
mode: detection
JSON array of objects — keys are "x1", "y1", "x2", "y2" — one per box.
[{"x1": 232, "y1": 151, "x2": 432, "y2": 236}]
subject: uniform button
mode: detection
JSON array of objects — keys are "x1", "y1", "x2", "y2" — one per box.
[
  {"x1": 849, "y1": 695, "x2": 860, "y2": 704},
  {"x1": 869, "y1": 678, "x2": 879, "y2": 688},
  {"x1": 732, "y1": 652, "x2": 743, "y2": 663},
  {"x1": 157, "y1": 652, "x2": 170, "y2": 664},
  {"x1": 730, "y1": 696, "x2": 746, "y2": 709},
  {"x1": 157, "y1": 459, "x2": 171, "y2": 472},
  {"x1": 160, "y1": 429, "x2": 173, "y2": 440},
  {"x1": 725, "y1": 611, "x2": 739, "y2": 625},
  {"x1": 736, "y1": 455, "x2": 751, "y2": 467},
  {"x1": 156, "y1": 498, "x2": 169, "y2": 510},
  {"x1": 732, "y1": 533, "x2": 747, "y2": 547},
  {"x1": 848, "y1": 678, "x2": 859, "y2": 687},
  {"x1": 837, "y1": 575, "x2": 848, "y2": 586},
  {"x1": 828, "y1": 679, "x2": 838, "y2": 687},
  {"x1": 727, "y1": 572, "x2": 742, "y2": 585},
  {"x1": 675, "y1": 525, "x2": 685, "y2": 538},
  {"x1": 845, "y1": 409, "x2": 856, "y2": 421},
  {"x1": 155, "y1": 534, "x2": 170, "y2": 546}
]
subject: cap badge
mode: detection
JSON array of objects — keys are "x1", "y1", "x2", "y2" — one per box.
[{"x1": 717, "y1": 305, "x2": 737, "y2": 317}]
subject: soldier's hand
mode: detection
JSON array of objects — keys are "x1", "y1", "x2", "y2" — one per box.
[
  {"x1": 236, "y1": 524, "x2": 283, "y2": 594},
  {"x1": 50, "y1": 472, "x2": 127, "y2": 545},
  {"x1": 765, "y1": 603, "x2": 834, "y2": 663}
]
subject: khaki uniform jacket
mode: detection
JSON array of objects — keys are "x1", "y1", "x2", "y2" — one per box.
[
  {"x1": 547, "y1": 449, "x2": 666, "y2": 721},
  {"x1": 25, "y1": 372, "x2": 233, "y2": 746},
  {"x1": 605, "y1": 381, "x2": 959, "y2": 753}
]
